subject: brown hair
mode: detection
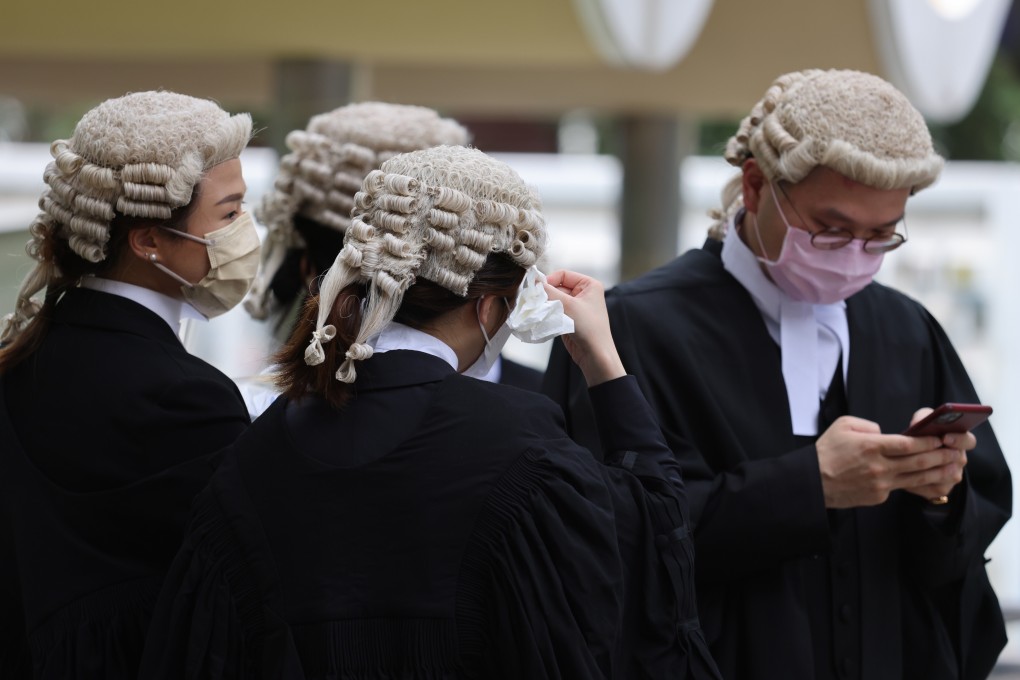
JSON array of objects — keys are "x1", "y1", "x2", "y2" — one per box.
[
  {"x1": 273, "y1": 252, "x2": 524, "y2": 410},
  {"x1": 0, "y1": 199, "x2": 198, "y2": 374}
]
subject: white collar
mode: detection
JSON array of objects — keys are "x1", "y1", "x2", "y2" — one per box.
[
  {"x1": 368, "y1": 321, "x2": 460, "y2": 372},
  {"x1": 79, "y1": 277, "x2": 204, "y2": 338},
  {"x1": 235, "y1": 323, "x2": 463, "y2": 421},
  {"x1": 720, "y1": 212, "x2": 850, "y2": 436},
  {"x1": 480, "y1": 355, "x2": 502, "y2": 384}
]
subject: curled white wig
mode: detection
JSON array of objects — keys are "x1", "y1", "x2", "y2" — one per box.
[
  {"x1": 246, "y1": 102, "x2": 470, "y2": 319},
  {"x1": 708, "y1": 69, "x2": 945, "y2": 238},
  {"x1": 1, "y1": 91, "x2": 251, "y2": 342},
  {"x1": 303, "y1": 145, "x2": 545, "y2": 384}
]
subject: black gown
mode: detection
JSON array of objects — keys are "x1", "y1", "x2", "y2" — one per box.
[
  {"x1": 543, "y1": 239, "x2": 1012, "y2": 680},
  {"x1": 139, "y1": 350, "x2": 722, "y2": 679},
  {"x1": 0, "y1": 287, "x2": 250, "y2": 679},
  {"x1": 498, "y1": 356, "x2": 544, "y2": 391}
]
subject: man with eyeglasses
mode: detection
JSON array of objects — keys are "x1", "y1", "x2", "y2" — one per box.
[{"x1": 543, "y1": 69, "x2": 1010, "y2": 680}]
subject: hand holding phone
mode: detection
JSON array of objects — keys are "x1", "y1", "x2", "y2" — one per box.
[{"x1": 902, "y1": 403, "x2": 992, "y2": 437}]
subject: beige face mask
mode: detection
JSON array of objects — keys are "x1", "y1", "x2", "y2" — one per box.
[{"x1": 151, "y1": 212, "x2": 262, "y2": 319}]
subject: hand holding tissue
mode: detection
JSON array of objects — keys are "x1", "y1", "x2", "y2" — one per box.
[{"x1": 506, "y1": 267, "x2": 575, "y2": 343}]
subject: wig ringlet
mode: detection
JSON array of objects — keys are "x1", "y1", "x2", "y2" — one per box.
[
  {"x1": 245, "y1": 103, "x2": 470, "y2": 319},
  {"x1": 0, "y1": 91, "x2": 252, "y2": 343},
  {"x1": 708, "y1": 69, "x2": 945, "y2": 239},
  {"x1": 301, "y1": 145, "x2": 545, "y2": 384}
]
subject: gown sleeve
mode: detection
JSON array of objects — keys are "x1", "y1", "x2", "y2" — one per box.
[
  {"x1": 460, "y1": 377, "x2": 721, "y2": 680},
  {"x1": 895, "y1": 309, "x2": 1012, "y2": 680},
  {"x1": 139, "y1": 486, "x2": 250, "y2": 680},
  {"x1": 897, "y1": 308, "x2": 1011, "y2": 585},
  {"x1": 0, "y1": 504, "x2": 30, "y2": 679},
  {"x1": 139, "y1": 457, "x2": 303, "y2": 680},
  {"x1": 543, "y1": 335, "x2": 830, "y2": 586}
]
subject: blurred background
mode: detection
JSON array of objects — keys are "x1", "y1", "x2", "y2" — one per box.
[{"x1": 3, "y1": 0, "x2": 1020, "y2": 672}]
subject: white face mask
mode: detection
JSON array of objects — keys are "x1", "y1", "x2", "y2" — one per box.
[
  {"x1": 505, "y1": 266, "x2": 574, "y2": 342},
  {"x1": 151, "y1": 212, "x2": 262, "y2": 319},
  {"x1": 461, "y1": 267, "x2": 575, "y2": 379},
  {"x1": 462, "y1": 297, "x2": 514, "y2": 379}
]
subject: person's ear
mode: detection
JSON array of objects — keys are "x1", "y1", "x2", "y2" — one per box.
[
  {"x1": 477, "y1": 295, "x2": 507, "y2": 333},
  {"x1": 127, "y1": 226, "x2": 160, "y2": 263},
  {"x1": 741, "y1": 159, "x2": 766, "y2": 215}
]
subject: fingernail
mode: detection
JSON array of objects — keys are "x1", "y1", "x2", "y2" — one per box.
[{"x1": 943, "y1": 435, "x2": 956, "y2": 447}]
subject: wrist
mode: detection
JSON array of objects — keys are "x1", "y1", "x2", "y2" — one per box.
[{"x1": 579, "y1": 348, "x2": 626, "y2": 387}]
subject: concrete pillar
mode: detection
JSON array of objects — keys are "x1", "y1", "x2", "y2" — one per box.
[{"x1": 617, "y1": 116, "x2": 695, "y2": 281}]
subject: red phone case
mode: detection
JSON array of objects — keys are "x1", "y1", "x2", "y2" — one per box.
[{"x1": 902, "y1": 403, "x2": 992, "y2": 437}]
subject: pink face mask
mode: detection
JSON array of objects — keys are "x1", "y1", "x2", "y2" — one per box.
[{"x1": 752, "y1": 186, "x2": 885, "y2": 305}]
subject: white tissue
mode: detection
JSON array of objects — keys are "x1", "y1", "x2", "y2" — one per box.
[{"x1": 506, "y1": 267, "x2": 575, "y2": 343}]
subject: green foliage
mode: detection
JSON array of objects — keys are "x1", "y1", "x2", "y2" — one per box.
[
  {"x1": 697, "y1": 119, "x2": 739, "y2": 156},
  {"x1": 929, "y1": 56, "x2": 1020, "y2": 161}
]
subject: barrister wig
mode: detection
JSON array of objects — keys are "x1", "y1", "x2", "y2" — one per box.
[
  {"x1": 708, "y1": 69, "x2": 945, "y2": 238},
  {"x1": 245, "y1": 103, "x2": 470, "y2": 320},
  {"x1": 0, "y1": 91, "x2": 252, "y2": 343},
  {"x1": 297, "y1": 145, "x2": 545, "y2": 385}
]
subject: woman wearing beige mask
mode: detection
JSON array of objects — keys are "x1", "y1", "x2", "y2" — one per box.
[{"x1": 0, "y1": 91, "x2": 258, "y2": 678}]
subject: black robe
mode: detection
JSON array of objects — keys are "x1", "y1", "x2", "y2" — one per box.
[
  {"x1": 0, "y1": 287, "x2": 250, "y2": 679},
  {"x1": 140, "y1": 350, "x2": 722, "y2": 679},
  {"x1": 498, "y1": 356, "x2": 544, "y2": 391},
  {"x1": 543, "y1": 240, "x2": 1011, "y2": 680}
]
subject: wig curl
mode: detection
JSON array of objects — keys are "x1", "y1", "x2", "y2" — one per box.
[
  {"x1": 306, "y1": 145, "x2": 544, "y2": 383},
  {"x1": 246, "y1": 103, "x2": 469, "y2": 319},
  {"x1": 1, "y1": 91, "x2": 251, "y2": 343},
  {"x1": 708, "y1": 69, "x2": 944, "y2": 238}
]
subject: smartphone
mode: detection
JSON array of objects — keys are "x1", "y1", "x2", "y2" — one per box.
[{"x1": 902, "y1": 403, "x2": 993, "y2": 437}]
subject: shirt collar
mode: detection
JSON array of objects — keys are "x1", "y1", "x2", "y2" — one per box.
[
  {"x1": 79, "y1": 277, "x2": 204, "y2": 337},
  {"x1": 719, "y1": 211, "x2": 850, "y2": 436},
  {"x1": 368, "y1": 321, "x2": 460, "y2": 372},
  {"x1": 481, "y1": 356, "x2": 502, "y2": 383}
]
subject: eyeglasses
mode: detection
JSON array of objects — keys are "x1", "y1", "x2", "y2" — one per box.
[{"x1": 772, "y1": 182, "x2": 908, "y2": 254}]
